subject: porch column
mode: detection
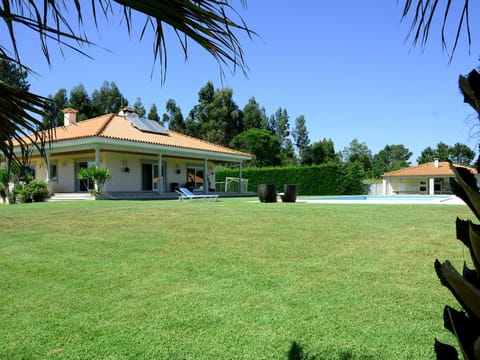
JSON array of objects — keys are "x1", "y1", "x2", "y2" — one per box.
[
  {"x1": 95, "y1": 146, "x2": 100, "y2": 166},
  {"x1": 93, "y1": 146, "x2": 101, "y2": 193},
  {"x1": 204, "y1": 158, "x2": 208, "y2": 194},
  {"x1": 429, "y1": 177, "x2": 434, "y2": 195},
  {"x1": 157, "y1": 154, "x2": 163, "y2": 194},
  {"x1": 238, "y1": 162, "x2": 243, "y2": 194},
  {"x1": 45, "y1": 152, "x2": 52, "y2": 195},
  {"x1": 382, "y1": 178, "x2": 387, "y2": 195}
]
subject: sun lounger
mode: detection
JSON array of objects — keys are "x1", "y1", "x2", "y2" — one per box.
[{"x1": 176, "y1": 187, "x2": 218, "y2": 202}]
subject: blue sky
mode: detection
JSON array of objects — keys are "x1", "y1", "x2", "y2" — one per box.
[{"x1": 14, "y1": 1, "x2": 480, "y2": 164}]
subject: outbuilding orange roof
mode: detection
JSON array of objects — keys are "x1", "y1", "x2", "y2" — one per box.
[
  {"x1": 383, "y1": 161, "x2": 477, "y2": 177},
  {"x1": 19, "y1": 113, "x2": 253, "y2": 158}
]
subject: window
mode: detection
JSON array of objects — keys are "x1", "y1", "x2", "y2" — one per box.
[
  {"x1": 419, "y1": 181, "x2": 427, "y2": 192},
  {"x1": 20, "y1": 165, "x2": 35, "y2": 181},
  {"x1": 50, "y1": 164, "x2": 58, "y2": 182}
]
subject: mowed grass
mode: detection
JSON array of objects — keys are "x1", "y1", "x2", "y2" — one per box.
[{"x1": 0, "y1": 198, "x2": 474, "y2": 359}]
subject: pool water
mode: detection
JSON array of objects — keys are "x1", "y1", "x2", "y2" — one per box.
[{"x1": 310, "y1": 195, "x2": 452, "y2": 201}]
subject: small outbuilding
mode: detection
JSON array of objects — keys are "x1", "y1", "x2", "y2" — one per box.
[{"x1": 382, "y1": 159, "x2": 477, "y2": 195}]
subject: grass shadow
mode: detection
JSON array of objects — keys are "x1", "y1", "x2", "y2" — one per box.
[{"x1": 288, "y1": 341, "x2": 376, "y2": 360}]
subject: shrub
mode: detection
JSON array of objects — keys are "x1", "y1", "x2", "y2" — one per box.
[
  {"x1": 14, "y1": 180, "x2": 48, "y2": 203},
  {"x1": 77, "y1": 164, "x2": 111, "y2": 196}
]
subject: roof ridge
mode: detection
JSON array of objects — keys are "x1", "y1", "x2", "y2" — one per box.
[{"x1": 95, "y1": 113, "x2": 116, "y2": 136}]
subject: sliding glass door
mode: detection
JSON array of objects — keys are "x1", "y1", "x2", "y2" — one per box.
[
  {"x1": 76, "y1": 161, "x2": 95, "y2": 192},
  {"x1": 186, "y1": 166, "x2": 204, "y2": 191},
  {"x1": 142, "y1": 163, "x2": 165, "y2": 191}
]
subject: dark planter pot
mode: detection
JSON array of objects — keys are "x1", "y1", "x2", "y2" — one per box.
[
  {"x1": 257, "y1": 184, "x2": 277, "y2": 203},
  {"x1": 281, "y1": 184, "x2": 298, "y2": 203}
]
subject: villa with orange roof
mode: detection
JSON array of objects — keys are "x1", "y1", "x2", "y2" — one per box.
[
  {"x1": 7, "y1": 108, "x2": 253, "y2": 199},
  {"x1": 382, "y1": 159, "x2": 477, "y2": 195}
]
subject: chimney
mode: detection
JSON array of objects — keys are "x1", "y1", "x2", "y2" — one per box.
[
  {"x1": 434, "y1": 158, "x2": 439, "y2": 168},
  {"x1": 62, "y1": 108, "x2": 78, "y2": 126},
  {"x1": 119, "y1": 107, "x2": 136, "y2": 117}
]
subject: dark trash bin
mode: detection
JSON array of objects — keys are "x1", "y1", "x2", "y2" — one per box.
[
  {"x1": 257, "y1": 184, "x2": 277, "y2": 203},
  {"x1": 281, "y1": 184, "x2": 297, "y2": 203}
]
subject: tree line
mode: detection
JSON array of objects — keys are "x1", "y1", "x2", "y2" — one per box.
[
  {"x1": 1, "y1": 60, "x2": 475, "y2": 180},
  {"x1": 41, "y1": 78, "x2": 476, "y2": 178}
]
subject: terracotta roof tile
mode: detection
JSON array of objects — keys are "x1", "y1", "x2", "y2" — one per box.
[
  {"x1": 26, "y1": 114, "x2": 252, "y2": 158},
  {"x1": 383, "y1": 161, "x2": 477, "y2": 177}
]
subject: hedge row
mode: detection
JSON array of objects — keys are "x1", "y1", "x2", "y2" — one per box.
[{"x1": 216, "y1": 162, "x2": 365, "y2": 195}]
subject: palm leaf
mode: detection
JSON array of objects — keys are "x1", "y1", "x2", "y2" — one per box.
[
  {"x1": 0, "y1": 1, "x2": 254, "y2": 162},
  {"x1": 401, "y1": 0, "x2": 471, "y2": 60},
  {"x1": 1, "y1": 1, "x2": 254, "y2": 82},
  {"x1": 0, "y1": 81, "x2": 51, "y2": 166}
]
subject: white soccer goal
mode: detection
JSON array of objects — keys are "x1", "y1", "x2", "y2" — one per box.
[{"x1": 225, "y1": 177, "x2": 248, "y2": 192}]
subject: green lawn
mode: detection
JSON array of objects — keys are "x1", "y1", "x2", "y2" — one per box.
[{"x1": 0, "y1": 198, "x2": 473, "y2": 359}]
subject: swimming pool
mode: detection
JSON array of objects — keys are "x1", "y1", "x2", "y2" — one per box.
[{"x1": 300, "y1": 195, "x2": 463, "y2": 204}]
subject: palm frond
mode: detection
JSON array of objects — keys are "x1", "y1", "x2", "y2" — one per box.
[
  {"x1": 0, "y1": 81, "x2": 51, "y2": 166},
  {"x1": 0, "y1": 1, "x2": 254, "y2": 163},
  {"x1": 1, "y1": 1, "x2": 254, "y2": 82},
  {"x1": 401, "y1": 0, "x2": 472, "y2": 60},
  {"x1": 111, "y1": 0, "x2": 255, "y2": 82}
]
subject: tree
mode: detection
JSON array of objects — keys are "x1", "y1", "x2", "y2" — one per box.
[
  {"x1": 202, "y1": 87, "x2": 242, "y2": 146},
  {"x1": 436, "y1": 142, "x2": 451, "y2": 161},
  {"x1": 229, "y1": 128, "x2": 282, "y2": 167},
  {"x1": 282, "y1": 138, "x2": 297, "y2": 166},
  {"x1": 133, "y1": 98, "x2": 146, "y2": 118},
  {"x1": 417, "y1": 142, "x2": 475, "y2": 165},
  {"x1": 42, "y1": 89, "x2": 68, "y2": 128},
  {"x1": 449, "y1": 142, "x2": 475, "y2": 166},
  {"x1": 268, "y1": 108, "x2": 290, "y2": 147},
  {"x1": 0, "y1": 1, "x2": 253, "y2": 165},
  {"x1": 417, "y1": 146, "x2": 437, "y2": 164},
  {"x1": 371, "y1": 144, "x2": 412, "y2": 178},
  {"x1": 0, "y1": 60, "x2": 29, "y2": 91},
  {"x1": 312, "y1": 138, "x2": 337, "y2": 165},
  {"x1": 148, "y1": 103, "x2": 160, "y2": 122},
  {"x1": 341, "y1": 139, "x2": 373, "y2": 175},
  {"x1": 242, "y1": 97, "x2": 268, "y2": 130},
  {"x1": 292, "y1": 115, "x2": 310, "y2": 165},
  {"x1": 187, "y1": 82, "x2": 242, "y2": 146},
  {"x1": 68, "y1": 84, "x2": 93, "y2": 121},
  {"x1": 91, "y1": 81, "x2": 128, "y2": 115},
  {"x1": 164, "y1": 99, "x2": 185, "y2": 132}
]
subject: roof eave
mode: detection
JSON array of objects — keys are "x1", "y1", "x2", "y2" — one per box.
[{"x1": 15, "y1": 136, "x2": 253, "y2": 162}]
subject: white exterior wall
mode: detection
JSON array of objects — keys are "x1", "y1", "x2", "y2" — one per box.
[
  {"x1": 103, "y1": 153, "x2": 141, "y2": 192},
  {"x1": 27, "y1": 151, "x2": 218, "y2": 193},
  {"x1": 54, "y1": 158, "x2": 77, "y2": 192},
  {"x1": 385, "y1": 178, "x2": 425, "y2": 194}
]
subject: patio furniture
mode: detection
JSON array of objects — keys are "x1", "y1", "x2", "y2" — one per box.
[{"x1": 176, "y1": 187, "x2": 218, "y2": 202}]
